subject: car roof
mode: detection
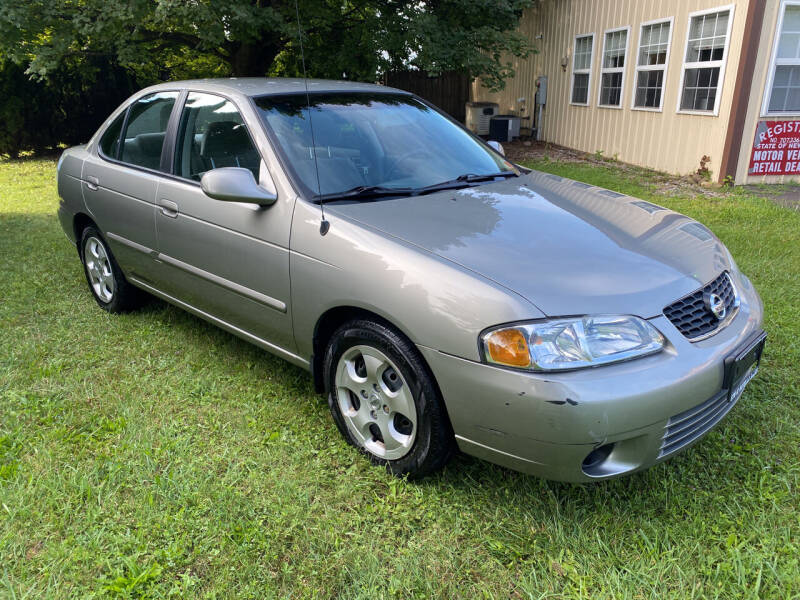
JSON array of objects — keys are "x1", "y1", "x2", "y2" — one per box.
[{"x1": 139, "y1": 77, "x2": 409, "y2": 99}]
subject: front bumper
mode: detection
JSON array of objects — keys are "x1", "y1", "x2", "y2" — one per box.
[{"x1": 419, "y1": 274, "x2": 764, "y2": 482}]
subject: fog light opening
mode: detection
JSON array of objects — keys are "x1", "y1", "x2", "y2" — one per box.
[{"x1": 582, "y1": 443, "x2": 615, "y2": 472}]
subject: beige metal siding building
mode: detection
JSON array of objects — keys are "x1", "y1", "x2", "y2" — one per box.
[{"x1": 472, "y1": 0, "x2": 800, "y2": 184}]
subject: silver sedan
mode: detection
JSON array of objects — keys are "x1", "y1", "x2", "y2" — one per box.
[{"x1": 56, "y1": 78, "x2": 765, "y2": 481}]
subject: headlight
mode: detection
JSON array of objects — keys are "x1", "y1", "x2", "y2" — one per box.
[{"x1": 481, "y1": 315, "x2": 665, "y2": 371}]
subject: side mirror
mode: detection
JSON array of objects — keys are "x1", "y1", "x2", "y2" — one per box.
[
  {"x1": 487, "y1": 140, "x2": 505, "y2": 156},
  {"x1": 200, "y1": 167, "x2": 277, "y2": 206}
]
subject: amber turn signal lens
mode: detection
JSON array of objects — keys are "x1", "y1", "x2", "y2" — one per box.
[{"x1": 485, "y1": 328, "x2": 531, "y2": 368}]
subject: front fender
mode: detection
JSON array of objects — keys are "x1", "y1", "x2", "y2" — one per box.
[{"x1": 289, "y1": 199, "x2": 543, "y2": 363}]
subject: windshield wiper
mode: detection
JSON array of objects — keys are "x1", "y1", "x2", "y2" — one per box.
[
  {"x1": 457, "y1": 171, "x2": 520, "y2": 182},
  {"x1": 415, "y1": 171, "x2": 520, "y2": 194},
  {"x1": 314, "y1": 171, "x2": 519, "y2": 203},
  {"x1": 315, "y1": 185, "x2": 416, "y2": 204}
]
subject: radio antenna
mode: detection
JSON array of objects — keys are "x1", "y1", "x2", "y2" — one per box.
[{"x1": 294, "y1": 0, "x2": 329, "y2": 235}]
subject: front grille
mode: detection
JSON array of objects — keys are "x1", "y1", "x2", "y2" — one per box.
[
  {"x1": 658, "y1": 389, "x2": 736, "y2": 458},
  {"x1": 663, "y1": 272, "x2": 737, "y2": 340}
]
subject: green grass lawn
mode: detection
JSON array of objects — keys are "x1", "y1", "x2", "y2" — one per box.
[{"x1": 1, "y1": 157, "x2": 798, "y2": 599}]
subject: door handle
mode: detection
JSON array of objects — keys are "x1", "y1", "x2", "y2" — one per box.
[
  {"x1": 158, "y1": 199, "x2": 179, "y2": 218},
  {"x1": 85, "y1": 176, "x2": 99, "y2": 191}
]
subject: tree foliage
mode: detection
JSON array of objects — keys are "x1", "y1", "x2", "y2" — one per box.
[
  {"x1": 0, "y1": 0, "x2": 534, "y2": 88},
  {"x1": 0, "y1": 55, "x2": 136, "y2": 157},
  {"x1": 0, "y1": 0, "x2": 535, "y2": 155}
]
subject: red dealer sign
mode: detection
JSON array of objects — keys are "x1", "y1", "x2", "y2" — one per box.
[{"x1": 749, "y1": 120, "x2": 800, "y2": 175}]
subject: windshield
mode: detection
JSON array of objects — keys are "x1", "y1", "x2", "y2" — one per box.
[{"x1": 253, "y1": 92, "x2": 513, "y2": 199}]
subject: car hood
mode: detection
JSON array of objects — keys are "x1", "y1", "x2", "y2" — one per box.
[{"x1": 328, "y1": 170, "x2": 733, "y2": 318}]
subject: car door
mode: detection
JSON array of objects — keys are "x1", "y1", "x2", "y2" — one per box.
[
  {"x1": 82, "y1": 91, "x2": 180, "y2": 277},
  {"x1": 153, "y1": 91, "x2": 296, "y2": 354}
]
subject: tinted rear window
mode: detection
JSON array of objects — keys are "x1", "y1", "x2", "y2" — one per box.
[
  {"x1": 99, "y1": 112, "x2": 125, "y2": 159},
  {"x1": 119, "y1": 92, "x2": 178, "y2": 170}
]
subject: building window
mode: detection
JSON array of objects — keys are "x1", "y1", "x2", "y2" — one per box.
[
  {"x1": 679, "y1": 6, "x2": 735, "y2": 114},
  {"x1": 598, "y1": 27, "x2": 630, "y2": 107},
  {"x1": 633, "y1": 19, "x2": 673, "y2": 110},
  {"x1": 571, "y1": 34, "x2": 594, "y2": 105},
  {"x1": 764, "y1": 1, "x2": 800, "y2": 115}
]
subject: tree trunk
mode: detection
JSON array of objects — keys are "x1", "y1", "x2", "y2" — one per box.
[{"x1": 228, "y1": 41, "x2": 282, "y2": 77}]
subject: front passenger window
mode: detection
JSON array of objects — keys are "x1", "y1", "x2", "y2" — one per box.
[
  {"x1": 175, "y1": 92, "x2": 260, "y2": 181},
  {"x1": 120, "y1": 92, "x2": 178, "y2": 170}
]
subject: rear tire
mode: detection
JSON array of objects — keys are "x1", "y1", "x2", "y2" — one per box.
[
  {"x1": 79, "y1": 226, "x2": 146, "y2": 313},
  {"x1": 324, "y1": 319, "x2": 455, "y2": 478}
]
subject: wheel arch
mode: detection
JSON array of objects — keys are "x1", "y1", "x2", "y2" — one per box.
[
  {"x1": 310, "y1": 304, "x2": 455, "y2": 444},
  {"x1": 73, "y1": 212, "x2": 98, "y2": 253},
  {"x1": 312, "y1": 306, "x2": 389, "y2": 392},
  {"x1": 311, "y1": 306, "x2": 432, "y2": 396}
]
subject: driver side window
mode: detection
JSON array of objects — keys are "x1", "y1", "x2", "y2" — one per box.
[{"x1": 175, "y1": 92, "x2": 260, "y2": 181}]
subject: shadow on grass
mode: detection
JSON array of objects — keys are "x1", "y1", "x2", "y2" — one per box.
[{"x1": 144, "y1": 297, "x2": 315, "y2": 393}]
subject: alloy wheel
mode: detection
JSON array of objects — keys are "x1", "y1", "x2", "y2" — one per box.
[
  {"x1": 334, "y1": 344, "x2": 417, "y2": 460},
  {"x1": 83, "y1": 236, "x2": 115, "y2": 303}
]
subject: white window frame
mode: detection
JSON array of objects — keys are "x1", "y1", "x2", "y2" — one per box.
[
  {"x1": 631, "y1": 17, "x2": 675, "y2": 112},
  {"x1": 676, "y1": 4, "x2": 736, "y2": 116},
  {"x1": 762, "y1": 0, "x2": 800, "y2": 116},
  {"x1": 570, "y1": 33, "x2": 595, "y2": 107},
  {"x1": 597, "y1": 26, "x2": 631, "y2": 109}
]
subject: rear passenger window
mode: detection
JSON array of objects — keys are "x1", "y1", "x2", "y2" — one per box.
[
  {"x1": 99, "y1": 112, "x2": 125, "y2": 159},
  {"x1": 175, "y1": 92, "x2": 260, "y2": 181},
  {"x1": 120, "y1": 92, "x2": 178, "y2": 170}
]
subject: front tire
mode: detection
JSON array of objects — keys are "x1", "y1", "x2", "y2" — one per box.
[
  {"x1": 324, "y1": 319, "x2": 454, "y2": 478},
  {"x1": 79, "y1": 226, "x2": 145, "y2": 313}
]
